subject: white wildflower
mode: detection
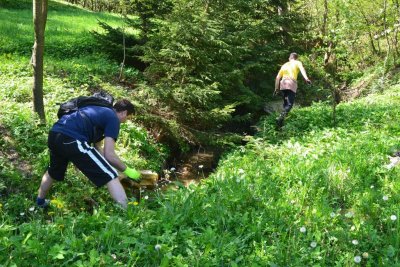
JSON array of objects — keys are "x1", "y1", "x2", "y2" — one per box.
[
  {"x1": 29, "y1": 207, "x2": 35, "y2": 212},
  {"x1": 362, "y1": 252, "x2": 369, "y2": 258},
  {"x1": 310, "y1": 241, "x2": 317, "y2": 248},
  {"x1": 354, "y1": 256, "x2": 362, "y2": 263},
  {"x1": 238, "y1": 169, "x2": 245, "y2": 174},
  {"x1": 155, "y1": 244, "x2": 161, "y2": 251},
  {"x1": 352, "y1": 240, "x2": 359, "y2": 245},
  {"x1": 300, "y1": 226, "x2": 306, "y2": 233},
  {"x1": 198, "y1": 165, "x2": 204, "y2": 169},
  {"x1": 144, "y1": 195, "x2": 149, "y2": 200},
  {"x1": 20, "y1": 212, "x2": 25, "y2": 216},
  {"x1": 390, "y1": 215, "x2": 397, "y2": 221},
  {"x1": 383, "y1": 195, "x2": 389, "y2": 201},
  {"x1": 170, "y1": 167, "x2": 176, "y2": 171},
  {"x1": 330, "y1": 212, "x2": 336, "y2": 218}
]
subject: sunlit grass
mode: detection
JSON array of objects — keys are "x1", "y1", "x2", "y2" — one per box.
[
  {"x1": 1, "y1": 0, "x2": 400, "y2": 266},
  {"x1": 0, "y1": 0, "x2": 125, "y2": 55},
  {"x1": 1, "y1": 79, "x2": 400, "y2": 265}
]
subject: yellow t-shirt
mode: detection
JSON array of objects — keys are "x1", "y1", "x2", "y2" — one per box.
[{"x1": 278, "y1": 60, "x2": 303, "y2": 81}]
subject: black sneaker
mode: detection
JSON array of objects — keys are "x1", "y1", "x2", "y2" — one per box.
[
  {"x1": 276, "y1": 118, "x2": 284, "y2": 128},
  {"x1": 276, "y1": 114, "x2": 285, "y2": 128},
  {"x1": 37, "y1": 199, "x2": 50, "y2": 208}
]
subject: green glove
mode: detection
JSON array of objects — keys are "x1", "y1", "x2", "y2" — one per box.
[{"x1": 123, "y1": 167, "x2": 141, "y2": 181}]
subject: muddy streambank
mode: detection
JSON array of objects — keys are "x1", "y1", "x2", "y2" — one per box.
[
  {"x1": 166, "y1": 149, "x2": 219, "y2": 186},
  {"x1": 120, "y1": 148, "x2": 220, "y2": 199}
]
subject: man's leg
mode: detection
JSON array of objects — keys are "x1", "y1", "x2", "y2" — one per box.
[
  {"x1": 283, "y1": 90, "x2": 296, "y2": 113},
  {"x1": 277, "y1": 90, "x2": 290, "y2": 127},
  {"x1": 38, "y1": 171, "x2": 54, "y2": 199},
  {"x1": 70, "y1": 140, "x2": 126, "y2": 208},
  {"x1": 106, "y1": 179, "x2": 128, "y2": 209},
  {"x1": 36, "y1": 132, "x2": 68, "y2": 207},
  {"x1": 36, "y1": 171, "x2": 55, "y2": 207}
]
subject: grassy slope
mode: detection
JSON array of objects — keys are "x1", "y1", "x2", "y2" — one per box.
[
  {"x1": 0, "y1": 1, "x2": 123, "y2": 54},
  {"x1": 216, "y1": 86, "x2": 400, "y2": 265},
  {"x1": 1, "y1": 1, "x2": 400, "y2": 266},
  {"x1": 2, "y1": 81, "x2": 399, "y2": 267},
  {"x1": 0, "y1": 0, "x2": 165, "y2": 217}
]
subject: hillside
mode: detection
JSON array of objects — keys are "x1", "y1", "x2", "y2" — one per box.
[
  {"x1": 1, "y1": 1, "x2": 400, "y2": 266},
  {"x1": 2, "y1": 79, "x2": 400, "y2": 265}
]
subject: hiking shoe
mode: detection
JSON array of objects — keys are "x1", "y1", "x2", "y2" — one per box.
[
  {"x1": 37, "y1": 198, "x2": 50, "y2": 208},
  {"x1": 277, "y1": 117, "x2": 284, "y2": 127},
  {"x1": 276, "y1": 114, "x2": 285, "y2": 128}
]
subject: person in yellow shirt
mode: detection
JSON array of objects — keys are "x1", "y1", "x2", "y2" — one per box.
[{"x1": 275, "y1": 52, "x2": 311, "y2": 127}]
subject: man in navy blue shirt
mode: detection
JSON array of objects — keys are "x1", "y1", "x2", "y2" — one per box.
[{"x1": 36, "y1": 99, "x2": 140, "y2": 209}]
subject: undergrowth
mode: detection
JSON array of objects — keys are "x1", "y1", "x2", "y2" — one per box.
[{"x1": 1, "y1": 1, "x2": 400, "y2": 266}]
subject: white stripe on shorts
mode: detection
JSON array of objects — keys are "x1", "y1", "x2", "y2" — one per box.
[{"x1": 76, "y1": 140, "x2": 118, "y2": 179}]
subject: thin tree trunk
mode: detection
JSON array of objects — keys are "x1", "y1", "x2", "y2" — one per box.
[
  {"x1": 322, "y1": 0, "x2": 328, "y2": 37},
  {"x1": 118, "y1": 3, "x2": 127, "y2": 82},
  {"x1": 393, "y1": 0, "x2": 400, "y2": 59},
  {"x1": 204, "y1": 0, "x2": 209, "y2": 13},
  {"x1": 320, "y1": 0, "x2": 339, "y2": 126},
  {"x1": 358, "y1": 8, "x2": 378, "y2": 55},
  {"x1": 119, "y1": 22, "x2": 126, "y2": 81},
  {"x1": 32, "y1": 0, "x2": 48, "y2": 123},
  {"x1": 383, "y1": 0, "x2": 392, "y2": 68},
  {"x1": 380, "y1": 0, "x2": 391, "y2": 90}
]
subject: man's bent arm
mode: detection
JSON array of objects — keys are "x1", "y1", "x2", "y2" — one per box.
[
  {"x1": 103, "y1": 137, "x2": 127, "y2": 172},
  {"x1": 94, "y1": 140, "x2": 104, "y2": 156},
  {"x1": 275, "y1": 74, "x2": 282, "y2": 91},
  {"x1": 299, "y1": 63, "x2": 310, "y2": 82}
]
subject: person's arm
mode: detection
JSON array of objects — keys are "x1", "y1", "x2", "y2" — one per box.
[
  {"x1": 103, "y1": 137, "x2": 126, "y2": 171},
  {"x1": 94, "y1": 140, "x2": 104, "y2": 156},
  {"x1": 298, "y1": 62, "x2": 311, "y2": 84},
  {"x1": 103, "y1": 137, "x2": 141, "y2": 180},
  {"x1": 275, "y1": 71, "x2": 282, "y2": 93}
]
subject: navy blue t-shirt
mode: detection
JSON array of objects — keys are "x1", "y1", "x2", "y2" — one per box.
[{"x1": 51, "y1": 106, "x2": 120, "y2": 143}]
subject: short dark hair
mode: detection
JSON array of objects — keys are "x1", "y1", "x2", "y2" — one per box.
[
  {"x1": 113, "y1": 99, "x2": 135, "y2": 115},
  {"x1": 289, "y1": 52, "x2": 298, "y2": 60}
]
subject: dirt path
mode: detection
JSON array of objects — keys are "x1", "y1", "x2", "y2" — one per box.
[{"x1": 0, "y1": 124, "x2": 33, "y2": 177}]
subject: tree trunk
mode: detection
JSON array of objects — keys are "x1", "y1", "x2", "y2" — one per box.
[
  {"x1": 32, "y1": 0, "x2": 48, "y2": 123},
  {"x1": 379, "y1": 0, "x2": 391, "y2": 91},
  {"x1": 322, "y1": 0, "x2": 328, "y2": 37},
  {"x1": 393, "y1": 0, "x2": 400, "y2": 59},
  {"x1": 119, "y1": 20, "x2": 126, "y2": 81},
  {"x1": 383, "y1": 0, "x2": 392, "y2": 66},
  {"x1": 358, "y1": 7, "x2": 378, "y2": 55},
  {"x1": 277, "y1": 1, "x2": 293, "y2": 45}
]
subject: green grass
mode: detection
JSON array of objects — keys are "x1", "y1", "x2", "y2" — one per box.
[
  {"x1": 1, "y1": 1, "x2": 400, "y2": 266},
  {"x1": 0, "y1": 0, "x2": 125, "y2": 56},
  {"x1": 1, "y1": 83, "x2": 399, "y2": 265}
]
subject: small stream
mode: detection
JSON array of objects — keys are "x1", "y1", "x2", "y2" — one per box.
[{"x1": 120, "y1": 150, "x2": 218, "y2": 198}]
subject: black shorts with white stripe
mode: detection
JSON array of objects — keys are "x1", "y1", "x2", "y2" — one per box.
[{"x1": 47, "y1": 131, "x2": 118, "y2": 187}]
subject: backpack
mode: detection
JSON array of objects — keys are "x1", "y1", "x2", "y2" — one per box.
[{"x1": 57, "y1": 91, "x2": 114, "y2": 119}]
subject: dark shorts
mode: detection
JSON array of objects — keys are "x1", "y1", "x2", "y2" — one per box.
[
  {"x1": 47, "y1": 131, "x2": 118, "y2": 187},
  {"x1": 280, "y1": 89, "x2": 296, "y2": 112}
]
